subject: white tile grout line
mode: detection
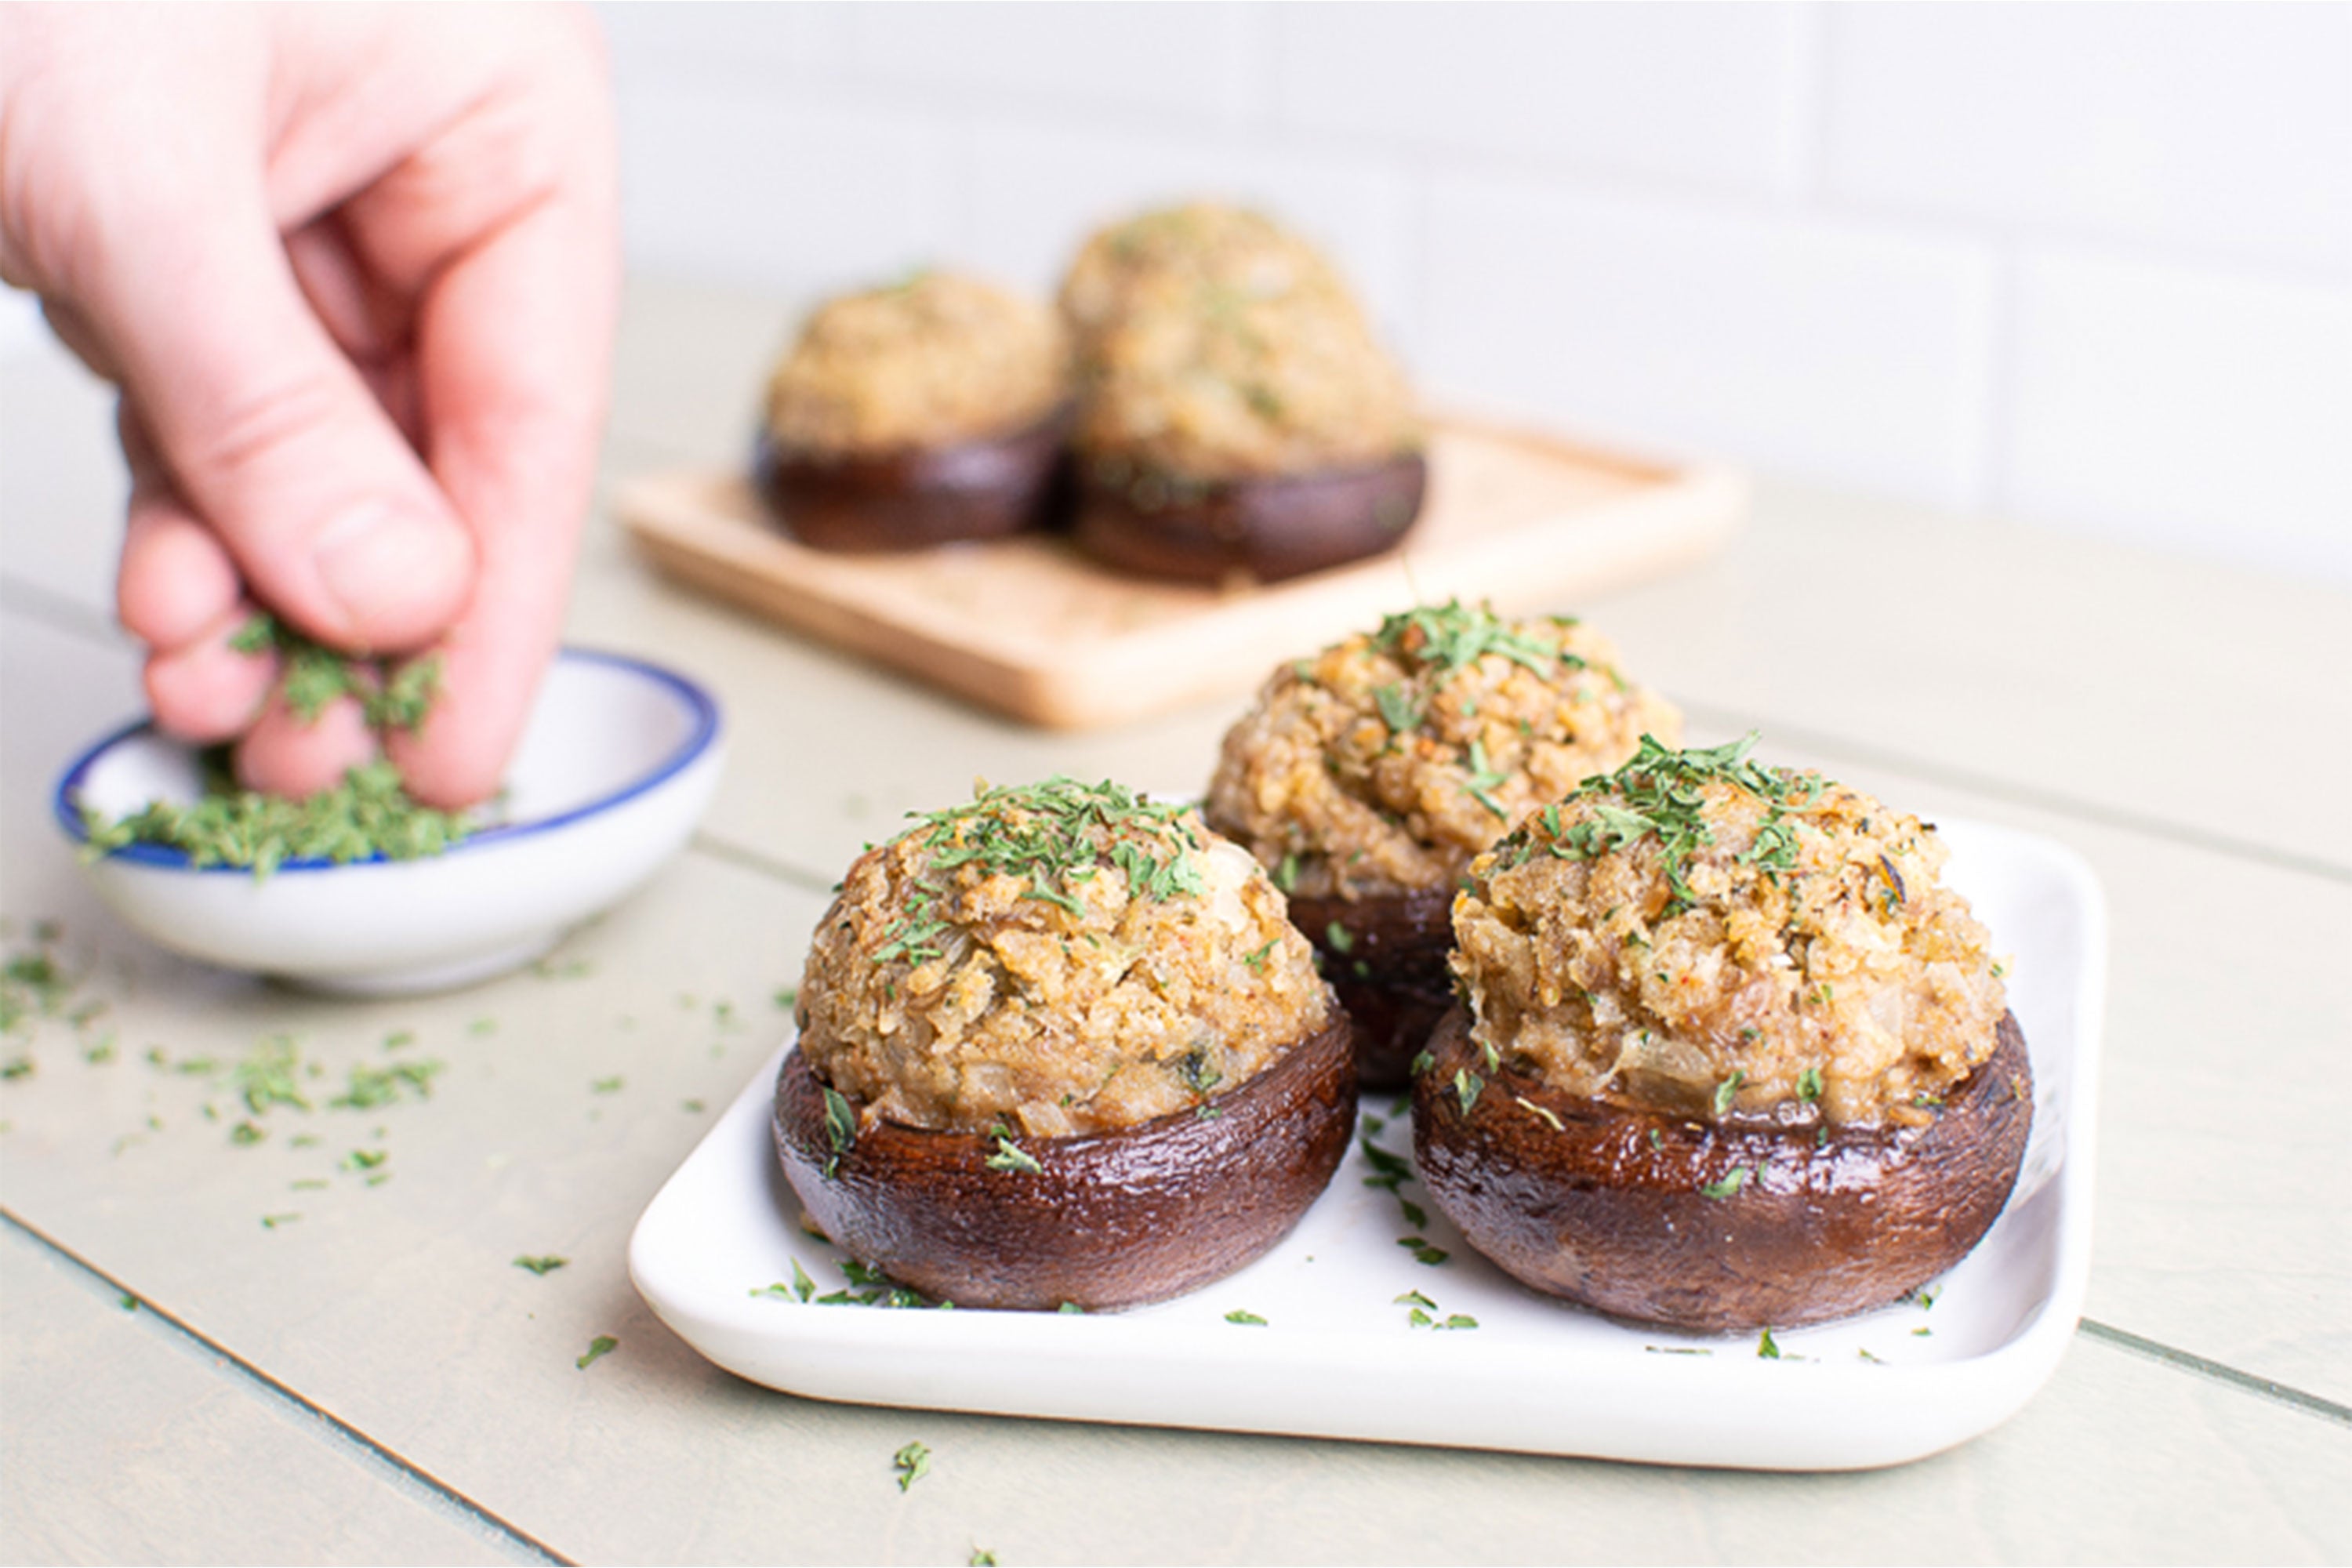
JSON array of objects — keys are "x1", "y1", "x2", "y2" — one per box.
[
  {"x1": 7, "y1": 566, "x2": 2346, "y2": 890},
  {"x1": 0, "y1": 1208, "x2": 574, "y2": 1567}
]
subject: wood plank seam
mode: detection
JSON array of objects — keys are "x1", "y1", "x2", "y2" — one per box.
[
  {"x1": 2077, "y1": 1318, "x2": 2352, "y2": 1429},
  {"x1": 0, "y1": 1208, "x2": 575, "y2": 1568}
]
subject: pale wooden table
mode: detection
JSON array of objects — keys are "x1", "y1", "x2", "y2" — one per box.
[{"x1": 3, "y1": 277, "x2": 2347, "y2": 1566}]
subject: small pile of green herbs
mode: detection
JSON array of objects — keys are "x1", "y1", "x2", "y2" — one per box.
[
  {"x1": 1495, "y1": 732, "x2": 1825, "y2": 915},
  {"x1": 232, "y1": 612, "x2": 443, "y2": 731},
  {"x1": 78, "y1": 613, "x2": 468, "y2": 877},
  {"x1": 871, "y1": 778, "x2": 1206, "y2": 965},
  {"x1": 1368, "y1": 599, "x2": 1580, "y2": 681}
]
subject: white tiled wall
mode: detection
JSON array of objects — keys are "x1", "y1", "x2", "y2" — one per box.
[{"x1": 598, "y1": 2, "x2": 2352, "y2": 580}]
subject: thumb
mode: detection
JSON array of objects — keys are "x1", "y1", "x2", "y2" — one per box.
[{"x1": 78, "y1": 195, "x2": 474, "y2": 655}]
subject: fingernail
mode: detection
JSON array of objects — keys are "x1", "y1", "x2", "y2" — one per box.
[{"x1": 314, "y1": 500, "x2": 468, "y2": 644}]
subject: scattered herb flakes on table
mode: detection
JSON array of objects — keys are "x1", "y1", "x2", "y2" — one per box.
[
  {"x1": 576, "y1": 1334, "x2": 619, "y2": 1370},
  {"x1": 891, "y1": 1440, "x2": 931, "y2": 1492}
]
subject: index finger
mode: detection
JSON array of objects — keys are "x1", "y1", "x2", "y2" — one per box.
[{"x1": 363, "y1": 31, "x2": 620, "y2": 809}]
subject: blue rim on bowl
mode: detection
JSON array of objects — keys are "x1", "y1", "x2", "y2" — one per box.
[{"x1": 53, "y1": 648, "x2": 723, "y2": 875}]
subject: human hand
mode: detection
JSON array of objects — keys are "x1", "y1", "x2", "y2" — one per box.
[{"x1": 0, "y1": 4, "x2": 619, "y2": 807}]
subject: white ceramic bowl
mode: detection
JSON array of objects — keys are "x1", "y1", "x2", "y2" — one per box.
[{"x1": 54, "y1": 648, "x2": 726, "y2": 996}]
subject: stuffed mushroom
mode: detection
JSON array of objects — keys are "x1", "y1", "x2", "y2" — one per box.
[
  {"x1": 774, "y1": 776, "x2": 1354, "y2": 1310},
  {"x1": 757, "y1": 271, "x2": 1073, "y2": 550},
  {"x1": 1206, "y1": 601, "x2": 1679, "y2": 1090},
  {"x1": 1057, "y1": 203, "x2": 1424, "y2": 583},
  {"x1": 1416, "y1": 735, "x2": 2033, "y2": 1334}
]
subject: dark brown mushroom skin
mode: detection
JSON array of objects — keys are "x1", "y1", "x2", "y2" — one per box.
[
  {"x1": 753, "y1": 404, "x2": 1073, "y2": 552},
  {"x1": 1413, "y1": 1005, "x2": 2034, "y2": 1334},
  {"x1": 1073, "y1": 451, "x2": 1426, "y2": 584},
  {"x1": 774, "y1": 1011, "x2": 1356, "y2": 1311},
  {"x1": 1287, "y1": 887, "x2": 1454, "y2": 1094}
]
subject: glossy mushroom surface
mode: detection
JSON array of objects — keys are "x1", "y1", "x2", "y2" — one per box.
[
  {"x1": 1286, "y1": 887, "x2": 1454, "y2": 1092},
  {"x1": 1413, "y1": 1005, "x2": 2034, "y2": 1334},
  {"x1": 775, "y1": 1011, "x2": 1356, "y2": 1311},
  {"x1": 753, "y1": 405, "x2": 1072, "y2": 553},
  {"x1": 1073, "y1": 452, "x2": 1425, "y2": 584}
]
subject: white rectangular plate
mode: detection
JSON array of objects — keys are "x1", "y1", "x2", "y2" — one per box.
[{"x1": 630, "y1": 818, "x2": 2105, "y2": 1471}]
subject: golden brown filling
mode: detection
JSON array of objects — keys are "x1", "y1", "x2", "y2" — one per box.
[
  {"x1": 797, "y1": 778, "x2": 1328, "y2": 1139},
  {"x1": 764, "y1": 271, "x2": 1070, "y2": 456},
  {"x1": 1451, "y1": 738, "x2": 2009, "y2": 1129},
  {"x1": 1206, "y1": 603, "x2": 1682, "y2": 901},
  {"x1": 1058, "y1": 201, "x2": 1417, "y2": 481}
]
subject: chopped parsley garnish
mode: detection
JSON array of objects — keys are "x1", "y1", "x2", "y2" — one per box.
[
  {"x1": 821, "y1": 1087, "x2": 857, "y2": 1178},
  {"x1": 1491, "y1": 734, "x2": 1825, "y2": 916},
  {"x1": 575, "y1": 1334, "x2": 617, "y2": 1370},
  {"x1": 80, "y1": 754, "x2": 470, "y2": 878},
  {"x1": 1756, "y1": 1327, "x2": 1782, "y2": 1359},
  {"x1": 795, "y1": 1260, "x2": 948, "y2": 1309},
  {"x1": 1797, "y1": 1066, "x2": 1823, "y2": 1103},
  {"x1": 1451, "y1": 1068, "x2": 1483, "y2": 1113},
  {"x1": 229, "y1": 612, "x2": 443, "y2": 731},
  {"x1": 1698, "y1": 1166, "x2": 1751, "y2": 1200},
  {"x1": 223, "y1": 1035, "x2": 307, "y2": 1114},
  {"x1": 898, "y1": 777, "x2": 1205, "y2": 932},
  {"x1": 1713, "y1": 1070, "x2": 1745, "y2": 1116},
  {"x1": 1273, "y1": 852, "x2": 1301, "y2": 893},
  {"x1": 1398, "y1": 1236, "x2": 1449, "y2": 1266},
  {"x1": 891, "y1": 1440, "x2": 931, "y2": 1492},
  {"x1": 590, "y1": 1076, "x2": 623, "y2": 1094},
  {"x1": 1177, "y1": 1050, "x2": 1223, "y2": 1100},
  {"x1": 1241, "y1": 939, "x2": 1277, "y2": 974},
  {"x1": 328, "y1": 1058, "x2": 441, "y2": 1110},
  {"x1": 1223, "y1": 1308, "x2": 1268, "y2": 1326},
  {"x1": 1371, "y1": 601, "x2": 1571, "y2": 679},
  {"x1": 1359, "y1": 1137, "x2": 1414, "y2": 1192},
  {"x1": 1374, "y1": 683, "x2": 1422, "y2": 733},
  {"x1": 1462, "y1": 739, "x2": 1512, "y2": 819},
  {"x1": 985, "y1": 1126, "x2": 1044, "y2": 1174}
]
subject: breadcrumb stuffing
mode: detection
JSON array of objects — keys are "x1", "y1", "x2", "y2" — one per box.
[
  {"x1": 1452, "y1": 738, "x2": 2008, "y2": 1128},
  {"x1": 766, "y1": 272, "x2": 1069, "y2": 456},
  {"x1": 1059, "y1": 202, "x2": 1417, "y2": 481},
  {"x1": 798, "y1": 779, "x2": 1328, "y2": 1137},
  {"x1": 1207, "y1": 604, "x2": 1680, "y2": 899}
]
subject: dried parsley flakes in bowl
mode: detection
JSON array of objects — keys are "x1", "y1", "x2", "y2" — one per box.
[{"x1": 55, "y1": 648, "x2": 727, "y2": 996}]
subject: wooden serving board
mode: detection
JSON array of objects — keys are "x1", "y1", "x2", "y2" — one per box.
[{"x1": 616, "y1": 418, "x2": 1744, "y2": 730}]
